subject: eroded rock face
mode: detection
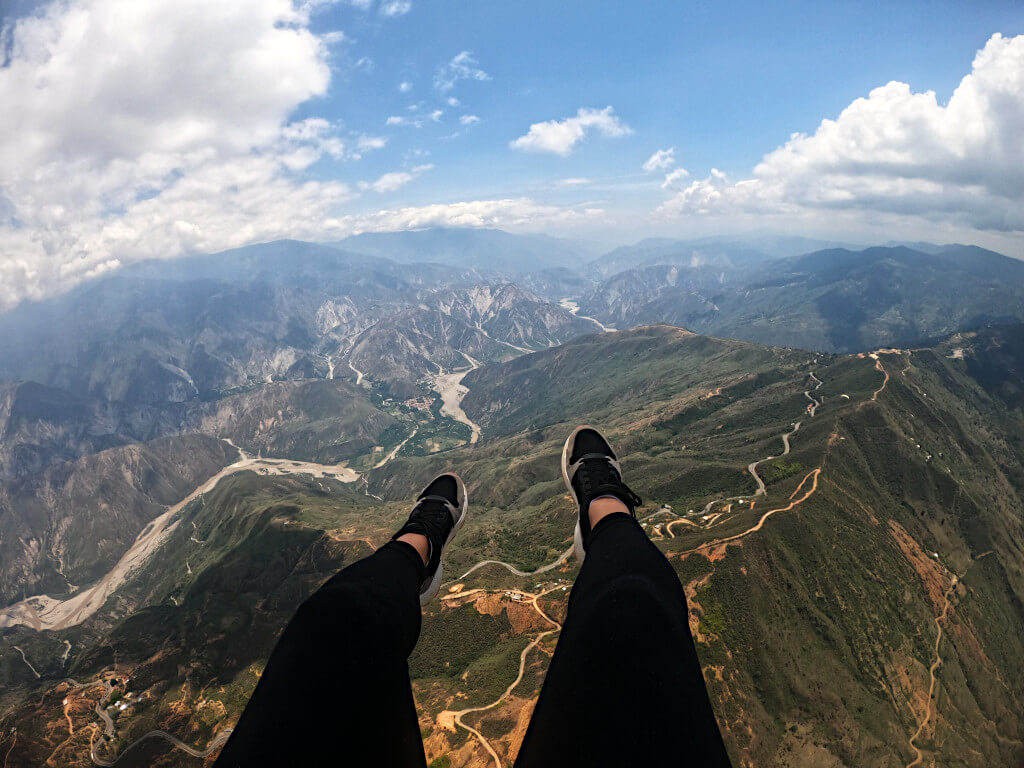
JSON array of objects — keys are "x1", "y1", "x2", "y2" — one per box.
[{"x1": 0, "y1": 434, "x2": 236, "y2": 606}]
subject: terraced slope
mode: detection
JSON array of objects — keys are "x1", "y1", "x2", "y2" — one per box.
[{"x1": 1, "y1": 327, "x2": 1022, "y2": 767}]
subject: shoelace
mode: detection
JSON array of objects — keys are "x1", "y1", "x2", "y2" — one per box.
[
  {"x1": 409, "y1": 496, "x2": 456, "y2": 554},
  {"x1": 574, "y1": 454, "x2": 643, "y2": 511}
]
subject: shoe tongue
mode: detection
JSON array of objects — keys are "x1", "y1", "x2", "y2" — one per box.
[
  {"x1": 417, "y1": 497, "x2": 452, "y2": 531},
  {"x1": 580, "y1": 453, "x2": 616, "y2": 478}
]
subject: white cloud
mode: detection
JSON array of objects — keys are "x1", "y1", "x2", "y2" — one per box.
[
  {"x1": 447, "y1": 96, "x2": 460, "y2": 107},
  {"x1": 399, "y1": 81, "x2": 412, "y2": 92},
  {"x1": 643, "y1": 147, "x2": 676, "y2": 172},
  {"x1": 356, "y1": 135, "x2": 387, "y2": 153},
  {"x1": 556, "y1": 177, "x2": 591, "y2": 186},
  {"x1": 510, "y1": 106, "x2": 632, "y2": 156},
  {"x1": 330, "y1": 198, "x2": 602, "y2": 232},
  {"x1": 386, "y1": 115, "x2": 423, "y2": 128},
  {"x1": 358, "y1": 164, "x2": 433, "y2": 194},
  {"x1": 661, "y1": 167, "x2": 691, "y2": 189},
  {"x1": 434, "y1": 51, "x2": 490, "y2": 92},
  {"x1": 321, "y1": 30, "x2": 346, "y2": 44},
  {"x1": 459, "y1": 114, "x2": 480, "y2": 126},
  {"x1": 658, "y1": 33, "x2": 1024, "y2": 233},
  {"x1": 380, "y1": 0, "x2": 412, "y2": 16},
  {"x1": 429, "y1": 109, "x2": 444, "y2": 122},
  {"x1": 0, "y1": 0, "x2": 365, "y2": 310}
]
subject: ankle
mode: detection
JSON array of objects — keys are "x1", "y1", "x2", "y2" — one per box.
[
  {"x1": 396, "y1": 533, "x2": 429, "y2": 566},
  {"x1": 588, "y1": 495, "x2": 629, "y2": 529}
]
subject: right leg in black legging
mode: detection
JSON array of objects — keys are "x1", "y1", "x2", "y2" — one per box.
[{"x1": 515, "y1": 512, "x2": 732, "y2": 768}]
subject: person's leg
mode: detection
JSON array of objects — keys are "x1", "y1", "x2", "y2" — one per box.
[
  {"x1": 515, "y1": 427, "x2": 731, "y2": 767},
  {"x1": 215, "y1": 472, "x2": 468, "y2": 768},
  {"x1": 214, "y1": 540, "x2": 428, "y2": 768}
]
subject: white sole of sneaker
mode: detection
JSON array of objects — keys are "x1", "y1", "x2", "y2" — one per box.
[
  {"x1": 419, "y1": 473, "x2": 468, "y2": 606},
  {"x1": 561, "y1": 426, "x2": 588, "y2": 564}
]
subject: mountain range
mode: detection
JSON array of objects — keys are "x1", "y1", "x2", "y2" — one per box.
[{"x1": 0, "y1": 229, "x2": 1022, "y2": 767}]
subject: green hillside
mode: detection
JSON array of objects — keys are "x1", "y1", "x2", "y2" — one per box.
[{"x1": 1, "y1": 327, "x2": 1022, "y2": 767}]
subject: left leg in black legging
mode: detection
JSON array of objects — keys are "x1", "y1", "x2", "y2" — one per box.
[
  {"x1": 214, "y1": 541, "x2": 428, "y2": 768},
  {"x1": 514, "y1": 513, "x2": 732, "y2": 768}
]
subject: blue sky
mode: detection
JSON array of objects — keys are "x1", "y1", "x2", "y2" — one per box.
[
  {"x1": 299, "y1": 0, "x2": 1024, "y2": 223},
  {"x1": 1, "y1": 0, "x2": 1024, "y2": 307}
]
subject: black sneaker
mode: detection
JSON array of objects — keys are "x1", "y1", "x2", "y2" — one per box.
[
  {"x1": 561, "y1": 426, "x2": 642, "y2": 561},
  {"x1": 392, "y1": 473, "x2": 468, "y2": 605}
]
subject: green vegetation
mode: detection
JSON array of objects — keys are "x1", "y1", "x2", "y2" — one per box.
[
  {"x1": 409, "y1": 604, "x2": 513, "y2": 680},
  {"x1": 763, "y1": 458, "x2": 804, "y2": 484},
  {"x1": 5, "y1": 326, "x2": 1024, "y2": 768}
]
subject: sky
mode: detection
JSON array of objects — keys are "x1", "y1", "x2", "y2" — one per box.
[{"x1": 1, "y1": 0, "x2": 1023, "y2": 308}]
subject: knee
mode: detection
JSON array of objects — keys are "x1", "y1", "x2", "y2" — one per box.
[
  {"x1": 575, "y1": 574, "x2": 686, "y2": 646},
  {"x1": 292, "y1": 580, "x2": 416, "y2": 653},
  {"x1": 294, "y1": 582, "x2": 377, "y2": 634}
]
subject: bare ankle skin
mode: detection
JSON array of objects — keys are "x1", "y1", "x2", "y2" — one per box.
[
  {"x1": 396, "y1": 533, "x2": 429, "y2": 566},
  {"x1": 588, "y1": 496, "x2": 629, "y2": 530}
]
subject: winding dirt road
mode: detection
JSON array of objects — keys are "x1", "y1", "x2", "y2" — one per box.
[
  {"x1": 440, "y1": 585, "x2": 565, "y2": 767},
  {"x1": 870, "y1": 354, "x2": 890, "y2": 402},
  {"x1": 682, "y1": 468, "x2": 821, "y2": 556},
  {"x1": 905, "y1": 575, "x2": 957, "y2": 768},
  {"x1": 665, "y1": 420, "x2": 803, "y2": 539}
]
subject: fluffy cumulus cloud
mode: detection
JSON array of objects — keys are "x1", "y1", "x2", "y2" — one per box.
[
  {"x1": 0, "y1": 0, "x2": 391, "y2": 310},
  {"x1": 510, "y1": 106, "x2": 632, "y2": 156},
  {"x1": 658, "y1": 33, "x2": 1024, "y2": 232},
  {"x1": 643, "y1": 147, "x2": 676, "y2": 172}
]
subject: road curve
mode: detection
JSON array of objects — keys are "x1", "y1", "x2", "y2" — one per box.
[
  {"x1": 804, "y1": 371, "x2": 823, "y2": 416},
  {"x1": 90, "y1": 727, "x2": 233, "y2": 767},
  {"x1": 442, "y1": 586, "x2": 565, "y2": 767},
  {"x1": 905, "y1": 577, "x2": 957, "y2": 768},
  {"x1": 666, "y1": 420, "x2": 803, "y2": 539},
  {"x1": 453, "y1": 546, "x2": 574, "y2": 582},
  {"x1": 682, "y1": 468, "x2": 821, "y2": 556}
]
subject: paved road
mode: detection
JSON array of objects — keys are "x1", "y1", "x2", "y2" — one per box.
[
  {"x1": 454, "y1": 546, "x2": 574, "y2": 582},
  {"x1": 90, "y1": 727, "x2": 233, "y2": 767}
]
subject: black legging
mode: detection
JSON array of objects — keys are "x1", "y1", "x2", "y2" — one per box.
[{"x1": 214, "y1": 513, "x2": 732, "y2": 767}]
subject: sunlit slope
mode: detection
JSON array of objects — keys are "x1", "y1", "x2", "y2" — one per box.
[{"x1": 1, "y1": 326, "x2": 1021, "y2": 767}]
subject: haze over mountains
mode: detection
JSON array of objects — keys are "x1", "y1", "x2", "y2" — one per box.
[{"x1": 0, "y1": 228, "x2": 1022, "y2": 767}]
